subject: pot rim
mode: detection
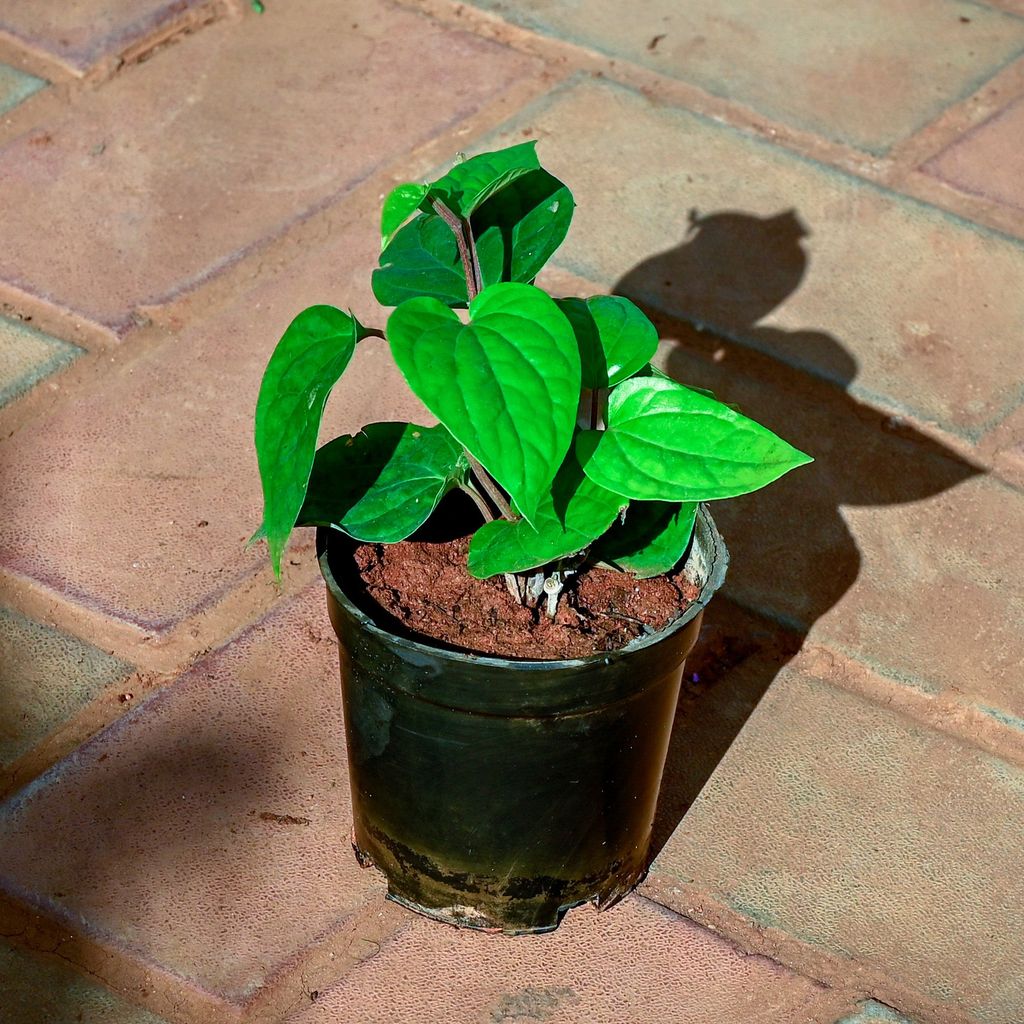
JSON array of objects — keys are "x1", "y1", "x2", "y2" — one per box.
[{"x1": 316, "y1": 503, "x2": 729, "y2": 671}]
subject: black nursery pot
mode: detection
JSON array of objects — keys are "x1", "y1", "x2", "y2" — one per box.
[{"x1": 316, "y1": 506, "x2": 728, "y2": 934}]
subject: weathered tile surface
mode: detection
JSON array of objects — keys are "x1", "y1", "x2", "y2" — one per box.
[
  {"x1": 0, "y1": 936, "x2": 169, "y2": 1024},
  {"x1": 0, "y1": 587, "x2": 382, "y2": 1004},
  {"x1": 483, "y1": 78, "x2": 1024, "y2": 437},
  {"x1": 0, "y1": 606, "x2": 131, "y2": 768},
  {"x1": 924, "y1": 95, "x2": 1024, "y2": 213},
  {"x1": 0, "y1": 0, "x2": 538, "y2": 335},
  {"x1": 657, "y1": 333, "x2": 1024, "y2": 724},
  {"x1": 0, "y1": 62, "x2": 44, "y2": 113},
  {"x1": 466, "y1": 0, "x2": 1024, "y2": 152},
  {"x1": 649, "y1": 667, "x2": 1024, "y2": 1024},
  {"x1": 0, "y1": 315, "x2": 80, "y2": 407},
  {"x1": 0, "y1": 216, "x2": 427, "y2": 634},
  {"x1": 0, "y1": 0, "x2": 212, "y2": 76},
  {"x1": 290, "y1": 897, "x2": 829, "y2": 1024}
]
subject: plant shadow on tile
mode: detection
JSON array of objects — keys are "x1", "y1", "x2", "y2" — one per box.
[{"x1": 612, "y1": 208, "x2": 984, "y2": 859}]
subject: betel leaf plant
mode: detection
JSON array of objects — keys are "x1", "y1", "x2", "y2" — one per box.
[{"x1": 253, "y1": 141, "x2": 811, "y2": 620}]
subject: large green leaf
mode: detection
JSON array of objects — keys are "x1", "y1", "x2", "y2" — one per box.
[
  {"x1": 474, "y1": 169, "x2": 574, "y2": 287},
  {"x1": 297, "y1": 423, "x2": 467, "y2": 542},
  {"x1": 387, "y1": 282, "x2": 580, "y2": 523},
  {"x1": 594, "y1": 500, "x2": 698, "y2": 578},
  {"x1": 428, "y1": 141, "x2": 540, "y2": 217},
  {"x1": 372, "y1": 213, "x2": 468, "y2": 308},
  {"x1": 254, "y1": 305, "x2": 360, "y2": 575},
  {"x1": 556, "y1": 296, "x2": 658, "y2": 388},
  {"x1": 576, "y1": 376, "x2": 812, "y2": 501},
  {"x1": 381, "y1": 182, "x2": 428, "y2": 250}
]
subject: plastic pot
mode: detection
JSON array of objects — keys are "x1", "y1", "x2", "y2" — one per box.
[{"x1": 316, "y1": 505, "x2": 728, "y2": 934}]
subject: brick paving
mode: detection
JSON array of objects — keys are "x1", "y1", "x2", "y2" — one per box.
[{"x1": 0, "y1": 1, "x2": 1022, "y2": 1022}]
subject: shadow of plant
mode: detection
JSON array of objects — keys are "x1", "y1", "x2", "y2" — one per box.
[{"x1": 612, "y1": 208, "x2": 984, "y2": 859}]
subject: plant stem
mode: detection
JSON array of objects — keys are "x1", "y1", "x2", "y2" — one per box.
[
  {"x1": 437, "y1": 197, "x2": 525, "y2": 606},
  {"x1": 465, "y1": 453, "x2": 514, "y2": 520},
  {"x1": 459, "y1": 483, "x2": 522, "y2": 603},
  {"x1": 360, "y1": 326, "x2": 386, "y2": 341},
  {"x1": 432, "y1": 198, "x2": 482, "y2": 300}
]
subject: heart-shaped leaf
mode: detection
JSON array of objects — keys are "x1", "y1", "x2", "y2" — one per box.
[
  {"x1": 428, "y1": 141, "x2": 540, "y2": 217},
  {"x1": 298, "y1": 423, "x2": 467, "y2": 542},
  {"x1": 474, "y1": 169, "x2": 574, "y2": 287},
  {"x1": 254, "y1": 305, "x2": 360, "y2": 575},
  {"x1": 576, "y1": 376, "x2": 812, "y2": 501},
  {"x1": 381, "y1": 182, "x2": 428, "y2": 250},
  {"x1": 594, "y1": 500, "x2": 698, "y2": 577},
  {"x1": 556, "y1": 295, "x2": 658, "y2": 388},
  {"x1": 387, "y1": 282, "x2": 580, "y2": 523},
  {"x1": 468, "y1": 451, "x2": 626, "y2": 577},
  {"x1": 372, "y1": 213, "x2": 468, "y2": 307}
]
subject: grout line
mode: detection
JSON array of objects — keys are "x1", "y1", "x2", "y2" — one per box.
[
  {"x1": 636, "y1": 881, "x2": 977, "y2": 1024},
  {"x1": 397, "y1": 0, "x2": 1024, "y2": 244}
]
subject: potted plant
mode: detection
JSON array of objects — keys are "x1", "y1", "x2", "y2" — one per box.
[{"x1": 252, "y1": 142, "x2": 811, "y2": 934}]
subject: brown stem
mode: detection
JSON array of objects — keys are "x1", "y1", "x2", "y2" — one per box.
[
  {"x1": 438, "y1": 199, "x2": 523, "y2": 604},
  {"x1": 431, "y1": 198, "x2": 481, "y2": 300},
  {"x1": 360, "y1": 326, "x2": 386, "y2": 340},
  {"x1": 465, "y1": 453, "x2": 514, "y2": 520},
  {"x1": 459, "y1": 484, "x2": 522, "y2": 603}
]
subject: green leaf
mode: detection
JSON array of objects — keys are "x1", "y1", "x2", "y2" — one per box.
[
  {"x1": 381, "y1": 182, "x2": 428, "y2": 250},
  {"x1": 428, "y1": 141, "x2": 540, "y2": 217},
  {"x1": 297, "y1": 423, "x2": 468, "y2": 542},
  {"x1": 594, "y1": 500, "x2": 698, "y2": 578},
  {"x1": 372, "y1": 213, "x2": 468, "y2": 308},
  {"x1": 556, "y1": 295, "x2": 658, "y2": 388},
  {"x1": 387, "y1": 282, "x2": 580, "y2": 523},
  {"x1": 254, "y1": 305, "x2": 359, "y2": 576},
  {"x1": 576, "y1": 376, "x2": 812, "y2": 501},
  {"x1": 467, "y1": 451, "x2": 626, "y2": 577},
  {"x1": 473, "y1": 169, "x2": 574, "y2": 287}
]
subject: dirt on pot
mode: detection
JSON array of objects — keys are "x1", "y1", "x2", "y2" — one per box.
[{"x1": 353, "y1": 536, "x2": 698, "y2": 660}]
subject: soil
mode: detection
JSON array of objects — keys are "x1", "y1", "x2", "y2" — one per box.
[{"x1": 352, "y1": 536, "x2": 698, "y2": 661}]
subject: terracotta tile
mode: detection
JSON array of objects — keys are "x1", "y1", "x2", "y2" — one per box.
[
  {"x1": 463, "y1": 0, "x2": 1024, "y2": 153},
  {"x1": 0, "y1": 605, "x2": 131, "y2": 769},
  {"x1": 0, "y1": 215, "x2": 428, "y2": 635},
  {"x1": 0, "y1": 315, "x2": 80, "y2": 407},
  {"x1": 289, "y1": 897, "x2": 828, "y2": 1024},
  {"x1": 0, "y1": 0, "x2": 539, "y2": 335},
  {"x1": 475, "y1": 78, "x2": 1024, "y2": 437},
  {"x1": 0, "y1": 0, "x2": 213, "y2": 76},
  {"x1": 656, "y1": 333, "x2": 1023, "y2": 725},
  {"x1": 649, "y1": 667, "x2": 1024, "y2": 1024},
  {"x1": 0, "y1": 62, "x2": 44, "y2": 113},
  {"x1": 0, "y1": 587, "x2": 383, "y2": 1005},
  {"x1": 0, "y1": 936, "x2": 169, "y2": 1024},
  {"x1": 924, "y1": 95, "x2": 1024, "y2": 213}
]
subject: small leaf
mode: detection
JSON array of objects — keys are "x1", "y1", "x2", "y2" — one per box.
[
  {"x1": 468, "y1": 451, "x2": 626, "y2": 577},
  {"x1": 387, "y1": 282, "x2": 580, "y2": 523},
  {"x1": 254, "y1": 305, "x2": 359, "y2": 575},
  {"x1": 473, "y1": 169, "x2": 574, "y2": 287},
  {"x1": 381, "y1": 183, "x2": 428, "y2": 250},
  {"x1": 428, "y1": 141, "x2": 540, "y2": 217},
  {"x1": 298, "y1": 423, "x2": 468, "y2": 542},
  {"x1": 372, "y1": 213, "x2": 467, "y2": 308},
  {"x1": 594, "y1": 500, "x2": 698, "y2": 578},
  {"x1": 576, "y1": 376, "x2": 812, "y2": 501},
  {"x1": 556, "y1": 295, "x2": 658, "y2": 388}
]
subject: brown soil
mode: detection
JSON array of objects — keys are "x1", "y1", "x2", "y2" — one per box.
[{"x1": 353, "y1": 536, "x2": 698, "y2": 660}]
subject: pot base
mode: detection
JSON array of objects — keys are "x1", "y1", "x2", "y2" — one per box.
[{"x1": 354, "y1": 825, "x2": 644, "y2": 934}]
